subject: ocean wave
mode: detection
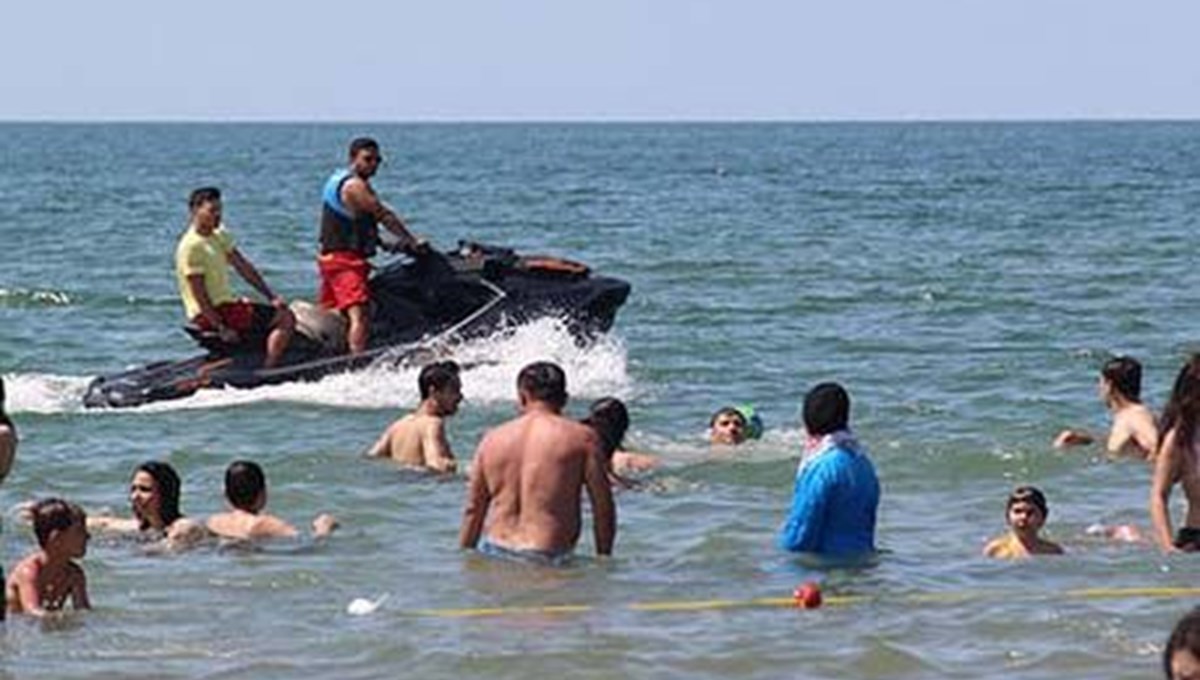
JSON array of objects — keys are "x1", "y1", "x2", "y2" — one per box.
[{"x1": 0, "y1": 287, "x2": 74, "y2": 307}]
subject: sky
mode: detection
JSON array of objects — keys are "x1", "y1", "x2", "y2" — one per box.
[{"x1": 2, "y1": 0, "x2": 1198, "y2": 121}]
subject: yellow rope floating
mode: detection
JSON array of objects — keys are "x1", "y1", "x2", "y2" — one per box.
[{"x1": 402, "y1": 586, "x2": 1200, "y2": 619}]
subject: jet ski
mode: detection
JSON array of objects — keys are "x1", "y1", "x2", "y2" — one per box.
[{"x1": 82, "y1": 241, "x2": 631, "y2": 409}]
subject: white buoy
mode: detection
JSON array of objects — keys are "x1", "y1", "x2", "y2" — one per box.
[{"x1": 347, "y1": 593, "x2": 389, "y2": 616}]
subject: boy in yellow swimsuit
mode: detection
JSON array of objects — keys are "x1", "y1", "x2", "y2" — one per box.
[{"x1": 983, "y1": 486, "x2": 1065, "y2": 559}]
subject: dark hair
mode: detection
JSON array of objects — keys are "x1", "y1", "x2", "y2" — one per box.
[
  {"x1": 225, "y1": 460, "x2": 266, "y2": 511},
  {"x1": 349, "y1": 137, "x2": 380, "y2": 158},
  {"x1": 709, "y1": 406, "x2": 746, "y2": 428},
  {"x1": 0, "y1": 375, "x2": 13, "y2": 433},
  {"x1": 32, "y1": 498, "x2": 85, "y2": 548},
  {"x1": 1007, "y1": 485, "x2": 1049, "y2": 519},
  {"x1": 188, "y1": 186, "x2": 221, "y2": 211},
  {"x1": 418, "y1": 361, "x2": 460, "y2": 400},
  {"x1": 803, "y1": 382, "x2": 851, "y2": 436},
  {"x1": 1165, "y1": 606, "x2": 1200, "y2": 678},
  {"x1": 583, "y1": 397, "x2": 630, "y2": 457},
  {"x1": 1159, "y1": 355, "x2": 1200, "y2": 461},
  {"x1": 517, "y1": 362, "x2": 568, "y2": 408},
  {"x1": 1102, "y1": 356, "x2": 1142, "y2": 402},
  {"x1": 135, "y1": 461, "x2": 183, "y2": 529}
]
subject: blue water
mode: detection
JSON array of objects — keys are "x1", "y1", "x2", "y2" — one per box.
[{"x1": 3, "y1": 122, "x2": 1200, "y2": 678}]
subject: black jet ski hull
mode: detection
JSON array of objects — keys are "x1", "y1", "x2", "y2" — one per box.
[{"x1": 83, "y1": 243, "x2": 630, "y2": 409}]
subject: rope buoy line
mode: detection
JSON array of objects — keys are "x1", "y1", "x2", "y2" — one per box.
[{"x1": 401, "y1": 586, "x2": 1200, "y2": 619}]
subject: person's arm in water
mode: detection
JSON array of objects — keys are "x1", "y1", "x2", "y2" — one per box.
[
  {"x1": 583, "y1": 435, "x2": 617, "y2": 556},
  {"x1": 10, "y1": 557, "x2": 47, "y2": 616},
  {"x1": 421, "y1": 418, "x2": 457, "y2": 474},
  {"x1": 228, "y1": 247, "x2": 286, "y2": 310},
  {"x1": 68, "y1": 563, "x2": 91, "y2": 610},
  {"x1": 364, "y1": 423, "x2": 396, "y2": 459},
  {"x1": 187, "y1": 275, "x2": 239, "y2": 345},
  {"x1": 341, "y1": 177, "x2": 421, "y2": 250},
  {"x1": 1150, "y1": 428, "x2": 1182, "y2": 552},
  {"x1": 458, "y1": 444, "x2": 491, "y2": 549},
  {"x1": 311, "y1": 513, "x2": 338, "y2": 539},
  {"x1": 777, "y1": 461, "x2": 833, "y2": 552},
  {"x1": 1053, "y1": 429, "x2": 1095, "y2": 448}
]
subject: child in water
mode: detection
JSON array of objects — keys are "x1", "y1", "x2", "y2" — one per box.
[
  {"x1": 983, "y1": 486, "x2": 1064, "y2": 559},
  {"x1": 6, "y1": 498, "x2": 92, "y2": 616}
]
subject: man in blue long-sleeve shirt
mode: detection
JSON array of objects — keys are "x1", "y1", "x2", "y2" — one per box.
[{"x1": 777, "y1": 382, "x2": 879, "y2": 556}]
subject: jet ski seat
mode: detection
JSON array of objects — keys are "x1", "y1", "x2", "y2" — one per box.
[{"x1": 290, "y1": 300, "x2": 348, "y2": 354}]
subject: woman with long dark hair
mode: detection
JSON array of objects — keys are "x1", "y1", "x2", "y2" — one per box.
[
  {"x1": 89, "y1": 460, "x2": 206, "y2": 546},
  {"x1": 1151, "y1": 355, "x2": 1200, "y2": 552}
]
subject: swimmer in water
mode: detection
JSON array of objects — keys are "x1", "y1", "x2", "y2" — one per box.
[
  {"x1": 1054, "y1": 356, "x2": 1158, "y2": 460},
  {"x1": 1151, "y1": 355, "x2": 1200, "y2": 553},
  {"x1": 206, "y1": 461, "x2": 338, "y2": 541},
  {"x1": 365, "y1": 361, "x2": 461, "y2": 473},
  {"x1": 581, "y1": 397, "x2": 658, "y2": 485},
  {"x1": 87, "y1": 461, "x2": 208, "y2": 548},
  {"x1": 983, "y1": 486, "x2": 1064, "y2": 559},
  {"x1": 1165, "y1": 606, "x2": 1200, "y2": 680},
  {"x1": 6, "y1": 498, "x2": 91, "y2": 616},
  {"x1": 709, "y1": 405, "x2": 763, "y2": 446}
]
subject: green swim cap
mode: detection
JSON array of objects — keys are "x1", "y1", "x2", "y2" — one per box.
[{"x1": 734, "y1": 404, "x2": 764, "y2": 440}]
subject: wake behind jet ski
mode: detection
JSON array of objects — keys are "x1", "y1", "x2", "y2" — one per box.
[{"x1": 83, "y1": 241, "x2": 631, "y2": 409}]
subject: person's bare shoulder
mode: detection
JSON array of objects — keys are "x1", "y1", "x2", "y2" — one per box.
[{"x1": 247, "y1": 514, "x2": 298, "y2": 539}]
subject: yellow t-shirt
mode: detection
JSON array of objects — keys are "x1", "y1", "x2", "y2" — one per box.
[{"x1": 175, "y1": 226, "x2": 236, "y2": 320}]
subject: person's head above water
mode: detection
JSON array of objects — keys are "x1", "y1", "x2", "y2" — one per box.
[
  {"x1": 803, "y1": 382, "x2": 851, "y2": 437},
  {"x1": 1100, "y1": 356, "x2": 1142, "y2": 405},
  {"x1": 1005, "y1": 485, "x2": 1048, "y2": 533},
  {"x1": 709, "y1": 407, "x2": 748, "y2": 445},
  {"x1": 348, "y1": 137, "x2": 382, "y2": 179},
  {"x1": 419, "y1": 360, "x2": 462, "y2": 416},
  {"x1": 31, "y1": 497, "x2": 88, "y2": 556},
  {"x1": 1165, "y1": 606, "x2": 1200, "y2": 679},
  {"x1": 517, "y1": 361, "x2": 568, "y2": 411},
  {"x1": 130, "y1": 461, "x2": 183, "y2": 531},
  {"x1": 584, "y1": 397, "x2": 630, "y2": 458},
  {"x1": 224, "y1": 460, "x2": 267, "y2": 513}
]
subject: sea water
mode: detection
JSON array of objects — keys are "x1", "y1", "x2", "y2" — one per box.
[{"x1": 2, "y1": 122, "x2": 1199, "y2": 678}]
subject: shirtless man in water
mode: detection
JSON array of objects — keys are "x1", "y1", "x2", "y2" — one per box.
[
  {"x1": 206, "y1": 461, "x2": 337, "y2": 541},
  {"x1": 366, "y1": 361, "x2": 460, "y2": 473},
  {"x1": 1152, "y1": 356, "x2": 1200, "y2": 552},
  {"x1": 1054, "y1": 356, "x2": 1158, "y2": 459},
  {"x1": 459, "y1": 362, "x2": 615, "y2": 564}
]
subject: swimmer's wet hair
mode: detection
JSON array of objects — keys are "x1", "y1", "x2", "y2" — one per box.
[
  {"x1": 225, "y1": 460, "x2": 266, "y2": 512},
  {"x1": 517, "y1": 361, "x2": 568, "y2": 408},
  {"x1": 418, "y1": 361, "x2": 460, "y2": 400},
  {"x1": 1102, "y1": 356, "x2": 1142, "y2": 402},
  {"x1": 803, "y1": 383, "x2": 851, "y2": 436},
  {"x1": 136, "y1": 460, "x2": 183, "y2": 529},
  {"x1": 188, "y1": 186, "x2": 221, "y2": 211},
  {"x1": 349, "y1": 137, "x2": 380, "y2": 158},
  {"x1": 31, "y1": 498, "x2": 85, "y2": 548},
  {"x1": 0, "y1": 375, "x2": 13, "y2": 432},
  {"x1": 1006, "y1": 486, "x2": 1049, "y2": 519},
  {"x1": 584, "y1": 397, "x2": 629, "y2": 457},
  {"x1": 1165, "y1": 606, "x2": 1200, "y2": 678},
  {"x1": 709, "y1": 407, "x2": 746, "y2": 428}
]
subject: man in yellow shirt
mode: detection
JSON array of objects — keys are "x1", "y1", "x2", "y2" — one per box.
[{"x1": 175, "y1": 187, "x2": 295, "y2": 368}]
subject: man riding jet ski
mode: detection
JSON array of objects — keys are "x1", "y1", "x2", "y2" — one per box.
[{"x1": 82, "y1": 239, "x2": 631, "y2": 409}]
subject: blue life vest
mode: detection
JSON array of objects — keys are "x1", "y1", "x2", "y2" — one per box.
[{"x1": 319, "y1": 169, "x2": 379, "y2": 257}]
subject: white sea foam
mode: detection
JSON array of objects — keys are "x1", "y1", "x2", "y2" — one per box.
[{"x1": 4, "y1": 318, "x2": 634, "y2": 415}]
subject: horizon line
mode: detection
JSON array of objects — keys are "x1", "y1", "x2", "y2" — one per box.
[{"x1": 1, "y1": 115, "x2": 1199, "y2": 125}]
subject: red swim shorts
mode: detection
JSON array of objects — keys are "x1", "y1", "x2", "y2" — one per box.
[
  {"x1": 194, "y1": 300, "x2": 274, "y2": 340},
  {"x1": 318, "y1": 251, "x2": 371, "y2": 311}
]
